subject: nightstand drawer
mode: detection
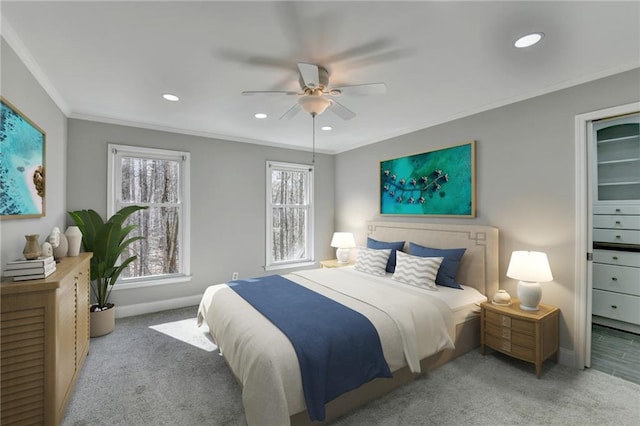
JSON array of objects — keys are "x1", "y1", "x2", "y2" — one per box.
[
  {"x1": 485, "y1": 310, "x2": 535, "y2": 335},
  {"x1": 485, "y1": 323, "x2": 535, "y2": 348},
  {"x1": 485, "y1": 334, "x2": 535, "y2": 361}
]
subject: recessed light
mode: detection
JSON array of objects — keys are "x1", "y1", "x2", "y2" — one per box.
[
  {"x1": 321, "y1": 126, "x2": 332, "y2": 131},
  {"x1": 514, "y1": 32, "x2": 544, "y2": 48},
  {"x1": 254, "y1": 113, "x2": 268, "y2": 119},
  {"x1": 162, "y1": 93, "x2": 179, "y2": 102}
]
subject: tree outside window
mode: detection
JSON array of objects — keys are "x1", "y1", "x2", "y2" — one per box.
[
  {"x1": 108, "y1": 144, "x2": 190, "y2": 283},
  {"x1": 266, "y1": 161, "x2": 314, "y2": 270}
]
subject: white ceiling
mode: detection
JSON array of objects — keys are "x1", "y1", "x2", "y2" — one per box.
[{"x1": 2, "y1": 1, "x2": 639, "y2": 154}]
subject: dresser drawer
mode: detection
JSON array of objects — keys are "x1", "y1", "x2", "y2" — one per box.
[
  {"x1": 484, "y1": 310, "x2": 535, "y2": 335},
  {"x1": 592, "y1": 289, "x2": 640, "y2": 325},
  {"x1": 593, "y1": 229, "x2": 640, "y2": 245},
  {"x1": 593, "y1": 250, "x2": 640, "y2": 267},
  {"x1": 593, "y1": 214, "x2": 640, "y2": 230},
  {"x1": 593, "y1": 264, "x2": 640, "y2": 296},
  {"x1": 593, "y1": 205, "x2": 640, "y2": 216}
]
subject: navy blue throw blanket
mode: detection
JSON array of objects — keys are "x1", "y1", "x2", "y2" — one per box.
[{"x1": 228, "y1": 275, "x2": 392, "y2": 421}]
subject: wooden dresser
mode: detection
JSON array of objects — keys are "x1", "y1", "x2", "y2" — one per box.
[{"x1": 1, "y1": 253, "x2": 92, "y2": 425}]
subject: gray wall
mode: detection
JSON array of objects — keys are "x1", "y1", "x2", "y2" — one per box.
[
  {"x1": 66, "y1": 119, "x2": 335, "y2": 312},
  {"x1": 334, "y1": 68, "x2": 640, "y2": 358},
  {"x1": 1, "y1": 38, "x2": 68, "y2": 266}
]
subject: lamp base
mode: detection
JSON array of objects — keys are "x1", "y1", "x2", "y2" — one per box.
[
  {"x1": 336, "y1": 248, "x2": 351, "y2": 264},
  {"x1": 517, "y1": 280, "x2": 542, "y2": 311}
]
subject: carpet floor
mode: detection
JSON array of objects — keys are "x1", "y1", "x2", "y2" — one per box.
[{"x1": 63, "y1": 306, "x2": 640, "y2": 426}]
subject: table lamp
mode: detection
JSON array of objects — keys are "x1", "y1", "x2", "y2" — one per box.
[
  {"x1": 506, "y1": 251, "x2": 553, "y2": 311},
  {"x1": 330, "y1": 232, "x2": 356, "y2": 264}
]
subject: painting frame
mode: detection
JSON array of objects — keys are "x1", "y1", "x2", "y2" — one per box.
[
  {"x1": 380, "y1": 140, "x2": 476, "y2": 217},
  {"x1": 1, "y1": 97, "x2": 46, "y2": 219}
]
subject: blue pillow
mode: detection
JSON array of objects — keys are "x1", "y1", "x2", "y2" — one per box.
[
  {"x1": 367, "y1": 237, "x2": 405, "y2": 273},
  {"x1": 408, "y1": 242, "x2": 466, "y2": 289}
]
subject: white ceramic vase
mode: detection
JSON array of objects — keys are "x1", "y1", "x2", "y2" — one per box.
[{"x1": 65, "y1": 226, "x2": 82, "y2": 257}]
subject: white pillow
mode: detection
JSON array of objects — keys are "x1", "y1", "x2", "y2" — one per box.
[
  {"x1": 354, "y1": 247, "x2": 391, "y2": 276},
  {"x1": 392, "y1": 251, "x2": 444, "y2": 290}
]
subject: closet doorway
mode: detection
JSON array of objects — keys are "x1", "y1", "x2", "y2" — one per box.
[{"x1": 574, "y1": 102, "x2": 640, "y2": 379}]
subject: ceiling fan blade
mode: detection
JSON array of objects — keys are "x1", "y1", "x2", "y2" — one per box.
[
  {"x1": 298, "y1": 63, "x2": 320, "y2": 88},
  {"x1": 331, "y1": 83, "x2": 387, "y2": 96},
  {"x1": 328, "y1": 100, "x2": 356, "y2": 121},
  {"x1": 242, "y1": 91, "x2": 298, "y2": 96},
  {"x1": 323, "y1": 38, "x2": 393, "y2": 64},
  {"x1": 280, "y1": 103, "x2": 301, "y2": 120}
]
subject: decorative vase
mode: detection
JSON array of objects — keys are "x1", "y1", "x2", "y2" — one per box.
[
  {"x1": 23, "y1": 234, "x2": 41, "y2": 260},
  {"x1": 53, "y1": 233, "x2": 68, "y2": 260},
  {"x1": 65, "y1": 226, "x2": 82, "y2": 257},
  {"x1": 90, "y1": 305, "x2": 115, "y2": 337}
]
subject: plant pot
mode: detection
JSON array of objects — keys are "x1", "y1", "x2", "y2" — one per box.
[{"x1": 90, "y1": 305, "x2": 115, "y2": 337}]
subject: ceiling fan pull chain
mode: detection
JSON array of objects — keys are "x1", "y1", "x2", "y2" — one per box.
[{"x1": 312, "y1": 113, "x2": 316, "y2": 164}]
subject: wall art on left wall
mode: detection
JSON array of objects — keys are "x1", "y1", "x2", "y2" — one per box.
[{"x1": 0, "y1": 97, "x2": 46, "y2": 219}]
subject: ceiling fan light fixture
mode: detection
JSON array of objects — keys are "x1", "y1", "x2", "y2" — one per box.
[{"x1": 298, "y1": 96, "x2": 332, "y2": 116}]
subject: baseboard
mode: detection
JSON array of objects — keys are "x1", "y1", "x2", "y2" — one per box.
[
  {"x1": 558, "y1": 346, "x2": 576, "y2": 368},
  {"x1": 114, "y1": 295, "x2": 202, "y2": 318}
]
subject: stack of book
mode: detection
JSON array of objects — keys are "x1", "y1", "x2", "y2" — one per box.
[{"x1": 3, "y1": 256, "x2": 56, "y2": 281}]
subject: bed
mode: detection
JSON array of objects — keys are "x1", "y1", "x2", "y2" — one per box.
[{"x1": 197, "y1": 221, "x2": 499, "y2": 425}]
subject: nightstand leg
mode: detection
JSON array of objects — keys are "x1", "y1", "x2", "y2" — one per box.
[
  {"x1": 535, "y1": 363, "x2": 542, "y2": 379},
  {"x1": 480, "y1": 344, "x2": 485, "y2": 355}
]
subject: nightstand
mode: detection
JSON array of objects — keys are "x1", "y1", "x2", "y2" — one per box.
[
  {"x1": 320, "y1": 259, "x2": 354, "y2": 268},
  {"x1": 480, "y1": 299, "x2": 559, "y2": 378}
]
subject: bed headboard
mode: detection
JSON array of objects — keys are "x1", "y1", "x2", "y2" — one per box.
[{"x1": 367, "y1": 221, "x2": 499, "y2": 297}]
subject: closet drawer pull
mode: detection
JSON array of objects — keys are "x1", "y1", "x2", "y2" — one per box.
[
  {"x1": 615, "y1": 235, "x2": 621, "y2": 239},
  {"x1": 611, "y1": 305, "x2": 618, "y2": 309},
  {"x1": 611, "y1": 277, "x2": 618, "y2": 281},
  {"x1": 615, "y1": 208, "x2": 621, "y2": 213},
  {"x1": 612, "y1": 256, "x2": 618, "y2": 260},
  {"x1": 615, "y1": 221, "x2": 621, "y2": 225}
]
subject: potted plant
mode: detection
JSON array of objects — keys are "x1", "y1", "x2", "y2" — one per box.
[{"x1": 68, "y1": 205, "x2": 147, "y2": 337}]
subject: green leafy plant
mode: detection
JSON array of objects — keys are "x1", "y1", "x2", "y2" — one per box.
[{"x1": 68, "y1": 206, "x2": 147, "y2": 310}]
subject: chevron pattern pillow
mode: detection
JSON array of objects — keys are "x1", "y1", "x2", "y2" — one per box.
[
  {"x1": 392, "y1": 251, "x2": 444, "y2": 290},
  {"x1": 354, "y1": 247, "x2": 391, "y2": 276}
]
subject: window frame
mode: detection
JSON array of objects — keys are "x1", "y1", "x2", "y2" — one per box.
[
  {"x1": 265, "y1": 160, "x2": 315, "y2": 271},
  {"x1": 107, "y1": 143, "x2": 191, "y2": 288}
]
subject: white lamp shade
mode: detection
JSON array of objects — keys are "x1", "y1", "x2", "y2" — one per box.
[
  {"x1": 506, "y1": 251, "x2": 553, "y2": 283},
  {"x1": 331, "y1": 232, "x2": 355, "y2": 264},
  {"x1": 507, "y1": 251, "x2": 553, "y2": 312},
  {"x1": 330, "y1": 232, "x2": 356, "y2": 249}
]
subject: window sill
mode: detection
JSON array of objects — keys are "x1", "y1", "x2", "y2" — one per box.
[
  {"x1": 264, "y1": 261, "x2": 317, "y2": 272},
  {"x1": 111, "y1": 274, "x2": 192, "y2": 291}
]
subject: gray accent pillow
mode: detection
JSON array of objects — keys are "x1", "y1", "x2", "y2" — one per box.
[{"x1": 354, "y1": 247, "x2": 391, "y2": 276}]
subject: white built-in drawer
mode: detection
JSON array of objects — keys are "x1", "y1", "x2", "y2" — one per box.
[
  {"x1": 593, "y1": 215, "x2": 640, "y2": 230},
  {"x1": 593, "y1": 264, "x2": 640, "y2": 296},
  {"x1": 593, "y1": 229, "x2": 640, "y2": 245},
  {"x1": 593, "y1": 250, "x2": 640, "y2": 268},
  {"x1": 593, "y1": 205, "x2": 640, "y2": 216},
  {"x1": 592, "y1": 289, "x2": 640, "y2": 325}
]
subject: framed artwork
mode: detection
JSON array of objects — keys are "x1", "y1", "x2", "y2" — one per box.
[
  {"x1": 380, "y1": 140, "x2": 475, "y2": 217},
  {"x1": 1, "y1": 97, "x2": 46, "y2": 219}
]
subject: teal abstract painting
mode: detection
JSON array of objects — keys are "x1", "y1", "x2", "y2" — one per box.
[
  {"x1": 380, "y1": 141, "x2": 475, "y2": 217},
  {"x1": 1, "y1": 98, "x2": 46, "y2": 218}
]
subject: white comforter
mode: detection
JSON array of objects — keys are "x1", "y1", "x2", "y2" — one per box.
[{"x1": 197, "y1": 267, "x2": 455, "y2": 426}]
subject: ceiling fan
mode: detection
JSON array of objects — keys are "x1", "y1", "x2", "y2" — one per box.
[{"x1": 242, "y1": 63, "x2": 387, "y2": 120}]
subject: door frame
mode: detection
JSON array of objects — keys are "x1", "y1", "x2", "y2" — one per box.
[{"x1": 574, "y1": 101, "x2": 640, "y2": 369}]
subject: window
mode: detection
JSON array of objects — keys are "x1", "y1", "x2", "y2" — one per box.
[
  {"x1": 108, "y1": 144, "x2": 190, "y2": 286},
  {"x1": 266, "y1": 161, "x2": 314, "y2": 270}
]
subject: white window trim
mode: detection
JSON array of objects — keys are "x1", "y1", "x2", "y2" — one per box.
[
  {"x1": 265, "y1": 160, "x2": 314, "y2": 271},
  {"x1": 107, "y1": 143, "x2": 191, "y2": 286}
]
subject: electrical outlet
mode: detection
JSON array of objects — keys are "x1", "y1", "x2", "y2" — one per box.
[{"x1": 232, "y1": 272, "x2": 239, "y2": 280}]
